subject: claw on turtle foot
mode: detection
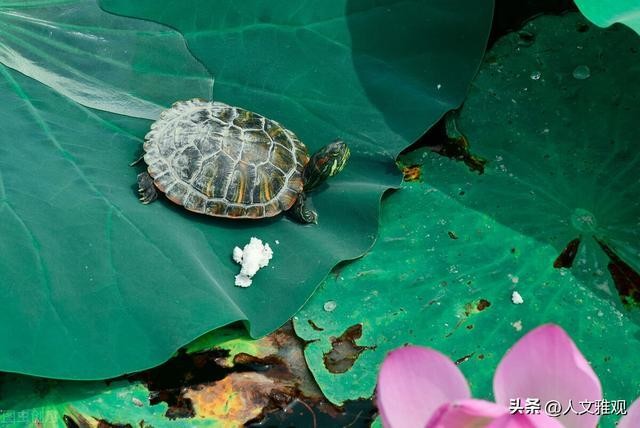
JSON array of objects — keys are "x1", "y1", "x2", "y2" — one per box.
[{"x1": 137, "y1": 172, "x2": 158, "y2": 205}]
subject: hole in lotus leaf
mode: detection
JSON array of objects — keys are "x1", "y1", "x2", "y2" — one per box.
[
  {"x1": 323, "y1": 325, "x2": 374, "y2": 374},
  {"x1": 129, "y1": 348, "x2": 230, "y2": 418},
  {"x1": 455, "y1": 353, "x2": 475, "y2": 365},
  {"x1": 596, "y1": 240, "x2": 640, "y2": 306},
  {"x1": 554, "y1": 238, "x2": 581, "y2": 268},
  {"x1": 440, "y1": 112, "x2": 488, "y2": 174},
  {"x1": 308, "y1": 320, "x2": 324, "y2": 332},
  {"x1": 401, "y1": 165, "x2": 421, "y2": 182}
]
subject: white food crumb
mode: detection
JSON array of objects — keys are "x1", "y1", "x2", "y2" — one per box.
[
  {"x1": 275, "y1": 240, "x2": 280, "y2": 245},
  {"x1": 233, "y1": 237, "x2": 273, "y2": 288},
  {"x1": 232, "y1": 246, "x2": 243, "y2": 264},
  {"x1": 511, "y1": 291, "x2": 524, "y2": 305},
  {"x1": 512, "y1": 320, "x2": 523, "y2": 331}
]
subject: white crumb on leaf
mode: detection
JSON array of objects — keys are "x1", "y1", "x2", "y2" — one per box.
[
  {"x1": 234, "y1": 274, "x2": 253, "y2": 288},
  {"x1": 275, "y1": 240, "x2": 280, "y2": 244},
  {"x1": 233, "y1": 237, "x2": 273, "y2": 288},
  {"x1": 512, "y1": 320, "x2": 523, "y2": 331},
  {"x1": 232, "y1": 246, "x2": 243, "y2": 264},
  {"x1": 511, "y1": 291, "x2": 524, "y2": 305}
]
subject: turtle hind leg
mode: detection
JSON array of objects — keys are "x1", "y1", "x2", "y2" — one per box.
[{"x1": 137, "y1": 172, "x2": 158, "y2": 204}]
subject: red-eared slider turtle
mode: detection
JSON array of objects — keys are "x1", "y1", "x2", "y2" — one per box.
[{"x1": 136, "y1": 99, "x2": 350, "y2": 223}]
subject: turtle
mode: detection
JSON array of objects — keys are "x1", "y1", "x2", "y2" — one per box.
[{"x1": 135, "y1": 99, "x2": 350, "y2": 223}]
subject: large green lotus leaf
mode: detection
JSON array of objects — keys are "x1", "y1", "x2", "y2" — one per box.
[
  {"x1": 0, "y1": 64, "x2": 387, "y2": 380},
  {"x1": 432, "y1": 13, "x2": 640, "y2": 308},
  {"x1": 101, "y1": 0, "x2": 494, "y2": 157},
  {"x1": 575, "y1": 0, "x2": 640, "y2": 35},
  {"x1": 294, "y1": 175, "x2": 640, "y2": 424},
  {"x1": 293, "y1": 13, "x2": 640, "y2": 421},
  {"x1": 0, "y1": 0, "x2": 212, "y2": 119},
  {"x1": 0, "y1": 0, "x2": 493, "y2": 379}
]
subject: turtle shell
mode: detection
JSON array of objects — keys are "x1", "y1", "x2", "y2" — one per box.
[{"x1": 143, "y1": 99, "x2": 309, "y2": 218}]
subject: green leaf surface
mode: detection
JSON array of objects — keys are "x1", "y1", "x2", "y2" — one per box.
[
  {"x1": 0, "y1": 0, "x2": 212, "y2": 119},
  {"x1": 0, "y1": 0, "x2": 493, "y2": 378},
  {"x1": 101, "y1": 0, "x2": 494, "y2": 158},
  {"x1": 293, "y1": 13, "x2": 640, "y2": 425},
  {"x1": 436, "y1": 13, "x2": 640, "y2": 308},
  {"x1": 575, "y1": 0, "x2": 640, "y2": 35},
  {"x1": 0, "y1": 375, "x2": 213, "y2": 427}
]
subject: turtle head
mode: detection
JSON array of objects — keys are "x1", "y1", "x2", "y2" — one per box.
[{"x1": 303, "y1": 140, "x2": 350, "y2": 191}]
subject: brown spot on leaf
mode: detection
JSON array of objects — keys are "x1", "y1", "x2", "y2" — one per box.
[
  {"x1": 553, "y1": 238, "x2": 581, "y2": 268},
  {"x1": 402, "y1": 164, "x2": 421, "y2": 181},
  {"x1": 123, "y1": 322, "x2": 332, "y2": 425},
  {"x1": 596, "y1": 239, "x2": 640, "y2": 306},
  {"x1": 477, "y1": 299, "x2": 491, "y2": 311},
  {"x1": 185, "y1": 372, "x2": 296, "y2": 425},
  {"x1": 463, "y1": 299, "x2": 491, "y2": 317},
  {"x1": 323, "y1": 324, "x2": 373, "y2": 374}
]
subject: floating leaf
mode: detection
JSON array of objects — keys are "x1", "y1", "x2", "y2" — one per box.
[
  {"x1": 0, "y1": 0, "x2": 212, "y2": 118},
  {"x1": 575, "y1": 0, "x2": 640, "y2": 35},
  {"x1": 0, "y1": 0, "x2": 493, "y2": 378},
  {"x1": 293, "y1": 14, "x2": 640, "y2": 424}
]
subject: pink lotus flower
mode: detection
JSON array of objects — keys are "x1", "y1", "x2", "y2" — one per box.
[{"x1": 376, "y1": 324, "x2": 639, "y2": 428}]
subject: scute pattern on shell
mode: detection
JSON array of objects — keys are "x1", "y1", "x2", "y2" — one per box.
[{"x1": 143, "y1": 99, "x2": 309, "y2": 218}]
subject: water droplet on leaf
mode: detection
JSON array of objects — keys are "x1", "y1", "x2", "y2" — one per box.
[
  {"x1": 323, "y1": 301, "x2": 337, "y2": 312},
  {"x1": 572, "y1": 65, "x2": 591, "y2": 80}
]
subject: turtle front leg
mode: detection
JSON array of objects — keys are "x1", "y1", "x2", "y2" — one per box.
[
  {"x1": 288, "y1": 193, "x2": 317, "y2": 224},
  {"x1": 137, "y1": 172, "x2": 158, "y2": 204}
]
